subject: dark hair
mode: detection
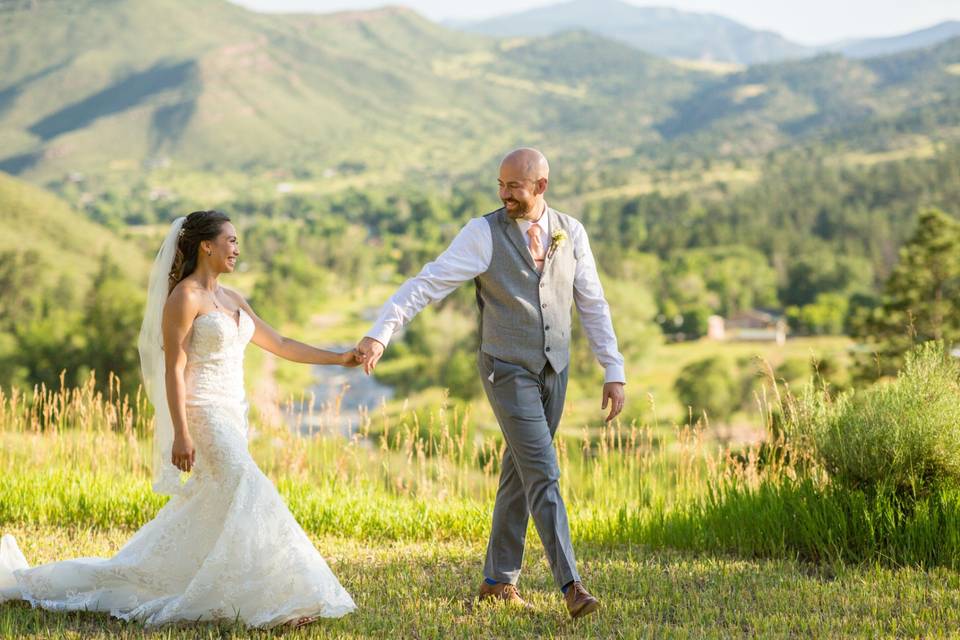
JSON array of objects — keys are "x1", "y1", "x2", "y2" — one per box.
[{"x1": 168, "y1": 210, "x2": 231, "y2": 294}]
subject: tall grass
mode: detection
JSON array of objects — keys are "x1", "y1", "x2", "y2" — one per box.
[
  {"x1": 0, "y1": 371, "x2": 709, "y2": 543},
  {"x1": 5, "y1": 355, "x2": 960, "y2": 571}
]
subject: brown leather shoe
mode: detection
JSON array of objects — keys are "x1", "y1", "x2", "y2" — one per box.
[
  {"x1": 564, "y1": 581, "x2": 600, "y2": 619},
  {"x1": 478, "y1": 581, "x2": 532, "y2": 608}
]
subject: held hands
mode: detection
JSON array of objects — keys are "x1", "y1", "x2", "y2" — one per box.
[
  {"x1": 601, "y1": 382, "x2": 626, "y2": 422},
  {"x1": 172, "y1": 434, "x2": 196, "y2": 473},
  {"x1": 355, "y1": 336, "x2": 385, "y2": 375},
  {"x1": 339, "y1": 349, "x2": 364, "y2": 368}
]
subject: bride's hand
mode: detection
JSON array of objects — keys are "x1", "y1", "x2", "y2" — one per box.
[
  {"x1": 172, "y1": 434, "x2": 196, "y2": 473},
  {"x1": 339, "y1": 349, "x2": 364, "y2": 368}
]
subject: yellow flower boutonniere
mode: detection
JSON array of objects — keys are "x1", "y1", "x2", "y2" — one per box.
[{"x1": 547, "y1": 229, "x2": 568, "y2": 258}]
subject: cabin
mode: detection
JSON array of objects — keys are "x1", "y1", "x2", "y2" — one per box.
[{"x1": 707, "y1": 310, "x2": 787, "y2": 345}]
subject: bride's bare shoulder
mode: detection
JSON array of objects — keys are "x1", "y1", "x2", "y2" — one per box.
[{"x1": 165, "y1": 280, "x2": 203, "y2": 316}]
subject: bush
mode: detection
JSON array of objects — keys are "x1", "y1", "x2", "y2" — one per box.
[
  {"x1": 776, "y1": 357, "x2": 811, "y2": 387},
  {"x1": 674, "y1": 356, "x2": 744, "y2": 424},
  {"x1": 784, "y1": 342, "x2": 960, "y2": 495}
]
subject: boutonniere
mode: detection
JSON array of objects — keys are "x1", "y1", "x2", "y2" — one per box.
[{"x1": 547, "y1": 229, "x2": 567, "y2": 258}]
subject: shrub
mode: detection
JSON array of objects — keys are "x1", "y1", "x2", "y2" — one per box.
[
  {"x1": 674, "y1": 356, "x2": 743, "y2": 424},
  {"x1": 784, "y1": 342, "x2": 960, "y2": 495}
]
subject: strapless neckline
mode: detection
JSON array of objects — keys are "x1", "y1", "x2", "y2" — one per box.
[{"x1": 194, "y1": 307, "x2": 246, "y2": 330}]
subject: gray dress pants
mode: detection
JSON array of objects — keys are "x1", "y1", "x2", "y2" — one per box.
[{"x1": 478, "y1": 351, "x2": 579, "y2": 589}]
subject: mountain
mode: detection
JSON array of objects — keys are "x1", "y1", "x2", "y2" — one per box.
[
  {"x1": 456, "y1": 3, "x2": 960, "y2": 66},
  {"x1": 0, "y1": 0, "x2": 499, "y2": 177},
  {"x1": 822, "y1": 21, "x2": 960, "y2": 59},
  {"x1": 0, "y1": 0, "x2": 957, "y2": 184},
  {"x1": 657, "y1": 37, "x2": 960, "y2": 156},
  {"x1": 453, "y1": 0, "x2": 812, "y2": 64},
  {"x1": 0, "y1": 0, "x2": 700, "y2": 181}
]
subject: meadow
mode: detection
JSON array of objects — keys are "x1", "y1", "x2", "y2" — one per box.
[
  {"x1": 4, "y1": 341, "x2": 960, "y2": 638},
  {"x1": 6, "y1": 525, "x2": 960, "y2": 639}
]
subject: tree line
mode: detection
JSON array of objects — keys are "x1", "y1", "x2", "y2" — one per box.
[{"x1": 2, "y1": 144, "x2": 958, "y2": 400}]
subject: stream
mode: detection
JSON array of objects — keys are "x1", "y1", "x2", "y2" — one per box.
[{"x1": 285, "y1": 343, "x2": 395, "y2": 436}]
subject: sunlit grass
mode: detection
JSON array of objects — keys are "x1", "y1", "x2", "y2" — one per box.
[
  {"x1": 5, "y1": 363, "x2": 960, "y2": 637},
  {"x1": 631, "y1": 336, "x2": 853, "y2": 422},
  {"x1": 4, "y1": 524, "x2": 960, "y2": 639},
  {"x1": 0, "y1": 371, "x2": 710, "y2": 544}
]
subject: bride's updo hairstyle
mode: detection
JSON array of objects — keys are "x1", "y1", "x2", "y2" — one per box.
[{"x1": 168, "y1": 210, "x2": 232, "y2": 294}]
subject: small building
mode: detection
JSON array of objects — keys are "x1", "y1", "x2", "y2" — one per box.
[
  {"x1": 707, "y1": 315, "x2": 726, "y2": 340},
  {"x1": 708, "y1": 310, "x2": 787, "y2": 345}
]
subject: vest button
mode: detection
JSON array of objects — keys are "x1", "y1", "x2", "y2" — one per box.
[
  {"x1": 545, "y1": 346, "x2": 551, "y2": 352},
  {"x1": 545, "y1": 325, "x2": 550, "y2": 331},
  {"x1": 540, "y1": 282, "x2": 546, "y2": 288},
  {"x1": 541, "y1": 303, "x2": 547, "y2": 309}
]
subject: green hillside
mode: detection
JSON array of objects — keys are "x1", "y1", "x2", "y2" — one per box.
[
  {"x1": 0, "y1": 0, "x2": 701, "y2": 182},
  {"x1": 658, "y1": 37, "x2": 960, "y2": 155},
  {"x1": 0, "y1": 171, "x2": 147, "y2": 285},
  {"x1": 2, "y1": 0, "x2": 957, "y2": 187}
]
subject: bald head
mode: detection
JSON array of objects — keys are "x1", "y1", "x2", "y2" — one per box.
[
  {"x1": 498, "y1": 148, "x2": 550, "y2": 220},
  {"x1": 500, "y1": 148, "x2": 550, "y2": 181}
]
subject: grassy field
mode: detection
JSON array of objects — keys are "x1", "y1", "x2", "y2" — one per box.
[
  {"x1": 4, "y1": 524, "x2": 960, "y2": 639},
  {"x1": 3, "y1": 343, "x2": 960, "y2": 637},
  {"x1": 630, "y1": 336, "x2": 852, "y2": 422}
]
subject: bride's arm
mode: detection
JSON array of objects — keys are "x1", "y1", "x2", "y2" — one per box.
[
  {"x1": 161, "y1": 287, "x2": 201, "y2": 472},
  {"x1": 226, "y1": 289, "x2": 361, "y2": 367}
]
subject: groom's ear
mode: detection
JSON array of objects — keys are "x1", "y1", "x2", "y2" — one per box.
[{"x1": 535, "y1": 177, "x2": 548, "y2": 196}]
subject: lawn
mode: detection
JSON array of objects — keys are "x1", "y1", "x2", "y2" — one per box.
[
  {"x1": 4, "y1": 340, "x2": 960, "y2": 639},
  {"x1": 3, "y1": 524, "x2": 959, "y2": 639}
]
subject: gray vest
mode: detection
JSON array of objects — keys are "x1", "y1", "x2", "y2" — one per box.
[{"x1": 476, "y1": 206, "x2": 577, "y2": 374}]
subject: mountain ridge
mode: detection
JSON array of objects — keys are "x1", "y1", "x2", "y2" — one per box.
[
  {"x1": 819, "y1": 20, "x2": 960, "y2": 59},
  {"x1": 453, "y1": 0, "x2": 810, "y2": 64},
  {"x1": 455, "y1": 0, "x2": 960, "y2": 65},
  {"x1": 0, "y1": 0, "x2": 957, "y2": 182}
]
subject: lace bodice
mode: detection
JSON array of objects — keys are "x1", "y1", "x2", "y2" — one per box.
[{"x1": 185, "y1": 309, "x2": 254, "y2": 407}]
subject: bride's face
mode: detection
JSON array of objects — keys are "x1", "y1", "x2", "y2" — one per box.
[{"x1": 202, "y1": 222, "x2": 240, "y2": 274}]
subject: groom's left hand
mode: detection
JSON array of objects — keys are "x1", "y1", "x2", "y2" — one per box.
[{"x1": 602, "y1": 382, "x2": 625, "y2": 422}]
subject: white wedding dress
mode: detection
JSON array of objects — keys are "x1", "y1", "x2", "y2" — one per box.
[{"x1": 0, "y1": 308, "x2": 356, "y2": 627}]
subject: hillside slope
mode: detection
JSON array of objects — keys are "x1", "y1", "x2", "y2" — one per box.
[
  {"x1": 0, "y1": 172, "x2": 148, "y2": 285},
  {"x1": 0, "y1": 1, "x2": 957, "y2": 182}
]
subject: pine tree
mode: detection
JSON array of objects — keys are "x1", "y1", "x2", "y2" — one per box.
[{"x1": 853, "y1": 208, "x2": 960, "y2": 379}]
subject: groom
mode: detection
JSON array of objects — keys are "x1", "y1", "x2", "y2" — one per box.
[{"x1": 357, "y1": 148, "x2": 626, "y2": 619}]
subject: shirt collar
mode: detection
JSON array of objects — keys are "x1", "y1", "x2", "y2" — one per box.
[{"x1": 515, "y1": 201, "x2": 549, "y2": 235}]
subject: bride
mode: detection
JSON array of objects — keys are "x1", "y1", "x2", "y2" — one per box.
[{"x1": 0, "y1": 210, "x2": 359, "y2": 627}]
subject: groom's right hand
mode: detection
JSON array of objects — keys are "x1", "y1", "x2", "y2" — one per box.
[{"x1": 356, "y1": 336, "x2": 385, "y2": 375}]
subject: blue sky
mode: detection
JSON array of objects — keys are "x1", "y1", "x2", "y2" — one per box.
[{"x1": 229, "y1": 0, "x2": 960, "y2": 46}]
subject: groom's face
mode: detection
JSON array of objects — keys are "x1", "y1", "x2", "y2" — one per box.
[{"x1": 498, "y1": 164, "x2": 545, "y2": 219}]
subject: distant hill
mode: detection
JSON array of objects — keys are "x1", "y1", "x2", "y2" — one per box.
[
  {"x1": 453, "y1": 0, "x2": 811, "y2": 65},
  {"x1": 456, "y1": 3, "x2": 960, "y2": 65},
  {"x1": 0, "y1": 172, "x2": 148, "y2": 285},
  {"x1": 657, "y1": 36, "x2": 960, "y2": 155},
  {"x1": 821, "y1": 21, "x2": 960, "y2": 59},
  {"x1": 0, "y1": 0, "x2": 500, "y2": 178},
  {"x1": 0, "y1": 0, "x2": 700, "y2": 180},
  {"x1": 0, "y1": 0, "x2": 957, "y2": 183}
]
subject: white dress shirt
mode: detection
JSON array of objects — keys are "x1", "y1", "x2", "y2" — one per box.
[{"x1": 366, "y1": 204, "x2": 626, "y2": 384}]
